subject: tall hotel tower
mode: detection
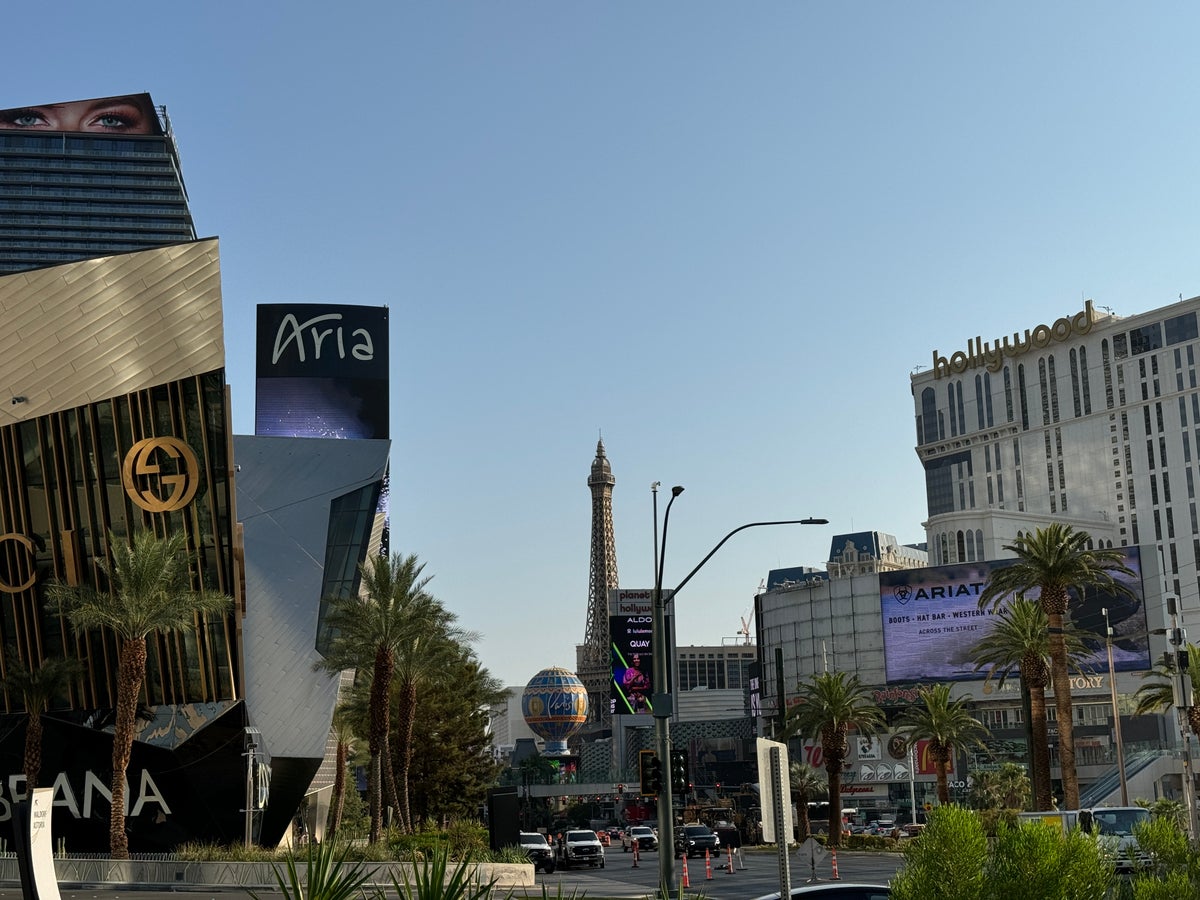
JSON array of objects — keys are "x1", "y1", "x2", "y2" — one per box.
[
  {"x1": 0, "y1": 93, "x2": 195, "y2": 273},
  {"x1": 911, "y1": 296, "x2": 1200, "y2": 621}
]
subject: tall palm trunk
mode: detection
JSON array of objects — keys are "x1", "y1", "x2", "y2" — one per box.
[
  {"x1": 1025, "y1": 670, "x2": 1053, "y2": 810},
  {"x1": 929, "y1": 743, "x2": 951, "y2": 804},
  {"x1": 822, "y1": 726, "x2": 847, "y2": 848},
  {"x1": 368, "y1": 645, "x2": 395, "y2": 843},
  {"x1": 24, "y1": 711, "x2": 43, "y2": 790},
  {"x1": 111, "y1": 637, "x2": 147, "y2": 860},
  {"x1": 1045, "y1": 599, "x2": 1079, "y2": 809},
  {"x1": 328, "y1": 738, "x2": 348, "y2": 837},
  {"x1": 396, "y1": 678, "x2": 418, "y2": 834},
  {"x1": 382, "y1": 729, "x2": 404, "y2": 831}
]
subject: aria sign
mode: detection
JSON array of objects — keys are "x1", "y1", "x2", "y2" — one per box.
[{"x1": 121, "y1": 437, "x2": 201, "y2": 513}]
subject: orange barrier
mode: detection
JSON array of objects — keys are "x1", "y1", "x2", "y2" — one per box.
[
  {"x1": 704, "y1": 848, "x2": 713, "y2": 880},
  {"x1": 632, "y1": 840, "x2": 639, "y2": 868},
  {"x1": 681, "y1": 851, "x2": 690, "y2": 888},
  {"x1": 725, "y1": 845, "x2": 735, "y2": 874},
  {"x1": 831, "y1": 847, "x2": 840, "y2": 881}
]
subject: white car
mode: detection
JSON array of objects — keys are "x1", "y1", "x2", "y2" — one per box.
[{"x1": 621, "y1": 825, "x2": 658, "y2": 852}]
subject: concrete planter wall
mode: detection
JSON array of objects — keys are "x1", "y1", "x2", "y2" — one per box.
[{"x1": 0, "y1": 856, "x2": 533, "y2": 890}]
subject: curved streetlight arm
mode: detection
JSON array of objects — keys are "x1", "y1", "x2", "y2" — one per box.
[{"x1": 671, "y1": 519, "x2": 828, "y2": 597}]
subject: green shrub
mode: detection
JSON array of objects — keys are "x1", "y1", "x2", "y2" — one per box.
[
  {"x1": 889, "y1": 805, "x2": 988, "y2": 900},
  {"x1": 987, "y1": 820, "x2": 1113, "y2": 900},
  {"x1": 248, "y1": 840, "x2": 379, "y2": 900},
  {"x1": 385, "y1": 844, "x2": 510, "y2": 900}
]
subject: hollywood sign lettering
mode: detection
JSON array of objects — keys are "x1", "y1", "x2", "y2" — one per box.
[
  {"x1": 271, "y1": 313, "x2": 376, "y2": 365},
  {"x1": 931, "y1": 300, "x2": 1096, "y2": 378},
  {"x1": 0, "y1": 769, "x2": 169, "y2": 821}
]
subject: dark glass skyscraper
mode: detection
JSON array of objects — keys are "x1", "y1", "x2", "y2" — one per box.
[{"x1": 0, "y1": 92, "x2": 195, "y2": 274}]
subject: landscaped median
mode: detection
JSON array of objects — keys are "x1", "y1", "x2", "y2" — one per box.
[{"x1": 0, "y1": 854, "x2": 535, "y2": 891}]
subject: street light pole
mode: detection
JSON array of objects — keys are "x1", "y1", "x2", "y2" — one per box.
[
  {"x1": 652, "y1": 486, "x2": 683, "y2": 894},
  {"x1": 1103, "y1": 607, "x2": 1130, "y2": 806},
  {"x1": 651, "y1": 510, "x2": 830, "y2": 891}
]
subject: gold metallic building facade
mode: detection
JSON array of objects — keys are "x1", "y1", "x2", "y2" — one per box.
[{"x1": 0, "y1": 239, "x2": 250, "y2": 850}]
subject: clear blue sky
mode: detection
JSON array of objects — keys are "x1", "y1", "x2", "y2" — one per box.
[{"x1": 10, "y1": 3, "x2": 1200, "y2": 688}]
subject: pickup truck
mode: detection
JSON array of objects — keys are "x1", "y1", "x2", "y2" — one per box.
[
  {"x1": 1017, "y1": 807, "x2": 1151, "y2": 873},
  {"x1": 557, "y1": 829, "x2": 606, "y2": 869}
]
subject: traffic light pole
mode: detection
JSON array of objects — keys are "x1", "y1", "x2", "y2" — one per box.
[{"x1": 652, "y1": 488, "x2": 682, "y2": 892}]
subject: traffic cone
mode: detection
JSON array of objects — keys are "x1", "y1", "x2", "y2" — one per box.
[
  {"x1": 632, "y1": 841, "x2": 639, "y2": 868},
  {"x1": 705, "y1": 848, "x2": 713, "y2": 880},
  {"x1": 830, "y1": 847, "x2": 840, "y2": 881},
  {"x1": 681, "y1": 852, "x2": 690, "y2": 889},
  {"x1": 725, "y1": 845, "x2": 735, "y2": 874}
]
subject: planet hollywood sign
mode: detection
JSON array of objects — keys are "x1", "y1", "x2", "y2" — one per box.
[{"x1": 931, "y1": 300, "x2": 1097, "y2": 379}]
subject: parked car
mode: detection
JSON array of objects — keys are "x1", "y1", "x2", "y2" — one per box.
[
  {"x1": 675, "y1": 823, "x2": 720, "y2": 858},
  {"x1": 557, "y1": 829, "x2": 605, "y2": 869},
  {"x1": 518, "y1": 832, "x2": 556, "y2": 874},
  {"x1": 622, "y1": 825, "x2": 658, "y2": 852},
  {"x1": 751, "y1": 885, "x2": 890, "y2": 899}
]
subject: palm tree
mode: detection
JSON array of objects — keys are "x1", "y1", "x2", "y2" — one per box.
[
  {"x1": 896, "y1": 683, "x2": 990, "y2": 804},
  {"x1": 45, "y1": 529, "x2": 232, "y2": 858},
  {"x1": 390, "y1": 602, "x2": 471, "y2": 832},
  {"x1": 320, "y1": 552, "x2": 451, "y2": 840},
  {"x1": 788, "y1": 761, "x2": 826, "y2": 842},
  {"x1": 0, "y1": 648, "x2": 84, "y2": 790},
  {"x1": 1134, "y1": 646, "x2": 1200, "y2": 738},
  {"x1": 975, "y1": 523, "x2": 1136, "y2": 809},
  {"x1": 326, "y1": 699, "x2": 361, "y2": 839},
  {"x1": 791, "y1": 672, "x2": 885, "y2": 847},
  {"x1": 968, "y1": 762, "x2": 1030, "y2": 811},
  {"x1": 970, "y1": 597, "x2": 1091, "y2": 810}
]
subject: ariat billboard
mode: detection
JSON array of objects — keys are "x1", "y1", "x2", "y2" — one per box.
[{"x1": 879, "y1": 547, "x2": 1149, "y2": 683}]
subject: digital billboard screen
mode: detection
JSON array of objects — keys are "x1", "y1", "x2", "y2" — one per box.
[
  {"x1": 0, "y1": 94, "x2": 162, "y2": 135},
  {"x1": 879, "y1": 547, "x2": 1150, "y2": 683},
  {"x1": 255, "y1": 304, "x2": 389, "y2": 439},
  {"x1": 609, "y1": 589, "x2": 672, "y2": 716}
]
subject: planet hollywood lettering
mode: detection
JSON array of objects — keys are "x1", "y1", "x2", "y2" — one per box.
[
  {"x1": 271, "y1": 312, "x2": 377, "y2": 366},
  {"x1": 0, "y1": 769, "x2": 169, "y2": 821},
  {"x1": 931, "y1": 300, "x2": 1096, "y2": 379}
]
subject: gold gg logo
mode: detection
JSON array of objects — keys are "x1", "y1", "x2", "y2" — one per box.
[
  {"x1": 0, "y1": 534, "x2": 36, "y2": 594},
  {"x1": 121, "y1": 437, "x2": 201, "y2": 512}
]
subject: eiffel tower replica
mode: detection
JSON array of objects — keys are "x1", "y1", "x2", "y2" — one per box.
[{"x1": 576, "y1": 438, "x2": 618, "y2": 730}]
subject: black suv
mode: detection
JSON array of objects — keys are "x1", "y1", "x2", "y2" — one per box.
[
  {"x1": 519, "y1": 832, "x2": 556, "y2": 873},
  {"x1": 675, "y1": 823, "x2": 720, "y2": 858}
]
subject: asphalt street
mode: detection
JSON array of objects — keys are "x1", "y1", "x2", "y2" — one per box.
[{"x1": 0, "y1": 848, "x2": 904, "y2": 900}]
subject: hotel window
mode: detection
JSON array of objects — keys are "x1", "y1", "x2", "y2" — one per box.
[
  {"x1": 1019, "y1": 364, "x2": 1030, "y2": 429},
  {"x1": 1070, "y1": 349, "x2": 1083, "y2": 417},
  {"x1": 1004, "y1": 367, "x2": 1014, "y2": 421},
  {"x1": 985, "y1": 372, "x2": 994, "y2": 426},
  {"x1": 1048, "y1": 356, "x2": 1060, "y2": 422},
  {"x1": 947, "y1": 384, "x2": 957, "y2": 437},
  {"x1": 1102, "y1": 340, "x2": 1114, "y2": 409},
  {"x1": 1131, "y1": 323, "x2": 1163, "y2": 355},
  {"x1": 1080, "y1": 346, "x2": 1091, "y2": 414},
  {"x1": 1039, "y1": 358, "x2": 1051, "y2": 425},
  {"x1": 1166, "y1": 312, "x2": 1198, "y2": 345},
  {"x1": 1114, "y1": 333, "x2": 1128, "y2": 359},
  {"x1": 975, "y1": 375, "x2": 986, "y2": 431}
]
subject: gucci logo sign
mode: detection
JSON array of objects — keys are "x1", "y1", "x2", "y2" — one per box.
[
  {"x1": 121, "y1": 437, "x2": 201, "y2": 513},
  {"x1": 0, "y1": 534, "x2": 36, "y2": 594}
]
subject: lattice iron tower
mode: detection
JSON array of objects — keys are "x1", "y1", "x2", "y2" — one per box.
[{"x1": 577, "y1": 438, "x2": 619, "y2": 725}]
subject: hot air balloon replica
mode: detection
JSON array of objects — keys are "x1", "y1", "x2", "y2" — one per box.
[{"x1": 522, "y1": 666, "x2": 589, "y2": 755}]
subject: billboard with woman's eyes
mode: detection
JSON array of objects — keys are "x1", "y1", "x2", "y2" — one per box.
[
  {"x1": 879, "y1": 547, "x2": 1150, "y2": 683},
  {"x1": 0, "y1": 93, "x2": 162, "y2": 135}
]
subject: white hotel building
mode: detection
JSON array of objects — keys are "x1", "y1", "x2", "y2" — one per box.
[
  {"x1": 757, "y1": 294, "x2": 1200, "y2": 812},
  {"x1": 913, "y1": 295, "x2": 1198, "y2": 610}
]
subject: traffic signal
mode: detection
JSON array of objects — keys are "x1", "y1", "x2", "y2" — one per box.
[
  {"x1": 639, "y1": 751, "x2": 662, "y2": 796},
  {"x1": 671, "y1": 747, "x2": 689, "y2": 795}
]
